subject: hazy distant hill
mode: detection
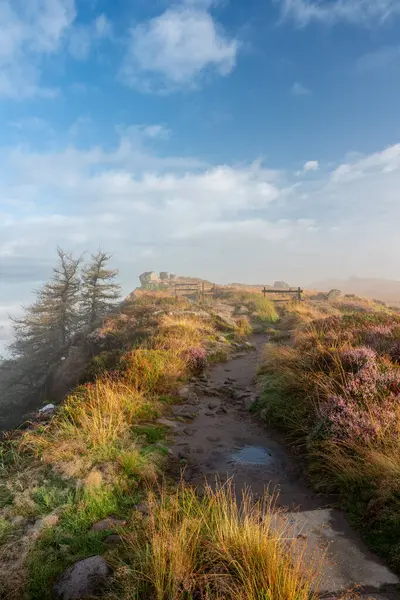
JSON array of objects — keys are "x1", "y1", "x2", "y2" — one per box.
[{"x1": 309, "y1": 277, "x2": 400, "y2": 306}]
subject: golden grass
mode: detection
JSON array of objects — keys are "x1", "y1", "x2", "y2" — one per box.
[
  {"x1": 17, "y1": 311, "x2": 218, "y2": 482},
  {"x1": 114, "y1": 480, "x2": 321, "y2": 600},
  {"x1": 122, "y1": 347, "x2": 188, "y2": 395},
  {"x1": 19, "y1": 379, "x2": 157, "y2": 471},
  {"x1": 157, "y1": 314, "x2": 215, "y2": 352}
]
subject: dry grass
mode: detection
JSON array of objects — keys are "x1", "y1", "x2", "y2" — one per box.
[
  {"x1": 113, "y1": 480, "x2": 320, "y2": 600},
  {"x1": 18, "y1": 311, "x2": 217, "y2": 479},
  {"x1": 19, "y1": 378, "x2": 161, "y2": 478},
  {"x1": 157, "y1": 314, "x2": 215, "y2": 352},
  {"x1": 122, "y1": 347, "x2": 187, "y2": 395}
]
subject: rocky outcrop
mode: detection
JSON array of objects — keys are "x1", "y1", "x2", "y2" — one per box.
[{"x1": 139, "y1": 271, "x2": 160, "y2": 286}]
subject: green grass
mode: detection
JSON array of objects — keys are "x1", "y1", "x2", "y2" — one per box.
[
  {"x1": 0, "y1": 484, "x2": 15, "y2": 509},
  {"x1": 27, "y1": 525, "x2": 106, "y2": 600},
  {"x1": 132, "y1": 425, "x2": 165, "y2": 444},
  {"x1": 33, "y1": 485, "x2": 73, "y2": 516},
  {"x1": 0, "y1": 517, "x2": 13, "y2": 544},
  {"x1": 27, "y1": 484, "x2": 140, "y2": 599}
]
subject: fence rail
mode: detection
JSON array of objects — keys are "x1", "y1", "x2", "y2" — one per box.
[
  {"x1": 174, "y1": 282, "x2": 217, "y2": 302},
  {"x1": 173, "y1": 282, "x2": 303, "y2": 302}
]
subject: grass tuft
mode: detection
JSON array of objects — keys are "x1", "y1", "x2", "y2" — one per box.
[{"x1": 111, "y1": 480, "x2": 320, "y2": 600}]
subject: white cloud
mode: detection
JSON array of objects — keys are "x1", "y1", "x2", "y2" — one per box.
[
  {"x1": 121, "y1": 2, "x2": 239, "y2": 92},
  {"x1": 358, "y1": 45, "x2": 400, "y2": 71},
  {"x1": 277, "y1": 0, "x2": 400, "y2": 26},
  {"x1": 303, "y1": 160, "x2": 319, "y2": 172},
  {"x1": 68, "y1": 13, "x2": 112, "y2": 60},
  {"x1": 3, "y1": 131, "x2": 400, "y2": 346},
  {"x1": 291, "y1": 81, "x2": 311, "y2": 95},
  {"x1": 331, "y1": 144, "x2": 400, "y2": 182},
  {"x1": 142, "y1": 125, "x2": 171, "y2": 139},
  {"x1": 0, "y1": 0, "x2": 76, "y2": 98}
]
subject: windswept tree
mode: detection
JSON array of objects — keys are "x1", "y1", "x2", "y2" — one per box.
[
  {"x1": 80, "y1": 250, "x2": 121, "y2": 329},
  {"x1": 8, "y1": 248, "x2": 81, "y2": 390}
]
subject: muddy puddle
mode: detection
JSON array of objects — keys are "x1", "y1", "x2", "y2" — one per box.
[{"x1": 230, "y1": 445, "x2": 273, "y2": 465}]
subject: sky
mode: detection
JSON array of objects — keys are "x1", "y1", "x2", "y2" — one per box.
[{"x1": 1, "y1": 0, "x2": 400, "y2": 350}]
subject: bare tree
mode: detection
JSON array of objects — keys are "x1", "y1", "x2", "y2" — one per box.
[{"x1": 80, "y1": 250, "x2": 121, "y2": 329}]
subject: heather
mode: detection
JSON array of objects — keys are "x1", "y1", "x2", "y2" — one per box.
[{"x1": 259, "y1": 299, "x2": 400, "y2": 569}]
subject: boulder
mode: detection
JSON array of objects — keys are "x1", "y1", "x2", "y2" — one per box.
[
  {"x1": 53, "y1": 556, "x2": 111, "y2": 600},
  {"x1": 236, "y1": 305, "x2": 249, "y2": 315},
  {"x1": 328, "y1": 289, "x2": 342, "y2": 301},
  {"x1": 90, "y1": 517, "x2": 126, "y2": 532},
  {"x1": 139, "y1": 271, "x2": 160, "y2": 286},
  {"x1": 178, "y1": 385, "x2": 191, "y2": 400},
  {"x1": 274, "y1": 281, "x2": 290, "y2": 289},
  {"x1": 39, "y1": 403, "x2": 56, "y2": 414}
]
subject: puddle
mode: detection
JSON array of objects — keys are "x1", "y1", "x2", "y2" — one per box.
[{"x1": 230, "y1": 446, "x2": 273, "y2": 465}]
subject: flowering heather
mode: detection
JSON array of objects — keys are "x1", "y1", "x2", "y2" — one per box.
[
  {"x1": 320, "y1": 394, "x2": 398, "y2": 443},
  {"x1": 340, "y1": 346, "x2": 377, "y2": 374},
  {"x1": 361, "y1": 325, "x2": 394, "y2": 354},
  {"x1": 185, "y1": 346, "x2": 207, "y2": 371}
]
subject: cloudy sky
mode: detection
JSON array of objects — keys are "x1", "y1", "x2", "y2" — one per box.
[{"x1": 1, "y1": 0, "x2": 400, "y2": 349}]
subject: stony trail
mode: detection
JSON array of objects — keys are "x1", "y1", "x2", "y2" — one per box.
[{"x1": 168, "y1": 334, "x2": 399, "y2": 600}]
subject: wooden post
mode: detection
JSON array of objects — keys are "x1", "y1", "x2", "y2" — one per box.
[
  {"x1": 175, "y1": 284, "x2": 178, "y2": 300},
  {"x1": 297, "y1": 287, "x2": 301, "y2": 302},
  {"x1": 262, "y1": 287, "x2": 266, "y2": 298}
]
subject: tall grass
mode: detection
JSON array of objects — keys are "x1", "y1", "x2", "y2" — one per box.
[
  {"x1": 259, "y1": 300, "x2": 400, "y2": 569},
  {"x1": 112, "y1": 480, "x2": 320, "y2": 600},
  {"x1": 19, "y1": 379, "x2": 156, "y2": 467}
]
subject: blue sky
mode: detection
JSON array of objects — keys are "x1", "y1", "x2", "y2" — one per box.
[{"x1": 1, "y1": 0, "x2": 400, "y2": 347}]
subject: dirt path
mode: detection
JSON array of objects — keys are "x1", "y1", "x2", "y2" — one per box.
[{"x1": 168, "y1": 335, "x2": 399, "y2": 600}]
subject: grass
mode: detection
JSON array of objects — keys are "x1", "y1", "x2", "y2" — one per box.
[
  {"x1": 109, "y1": 480, "x2": 320, "y2": 600},
  {"x1": 217, "y1": 290, "x2": 279, "y2": 327},
  {"x1": 0, "y1": 517, "x2": 13, "y2": 544},
  {"x1": 19, "y1": 379, "x2": 160, "y2": 473},
  {"x1": 0, "y1": 301, "x2": 238, "y2": 597},
  {"x1": 26, "y1": 483, "x2": 141, "y2": 600},
  {"x1": 259, "y1": 299, "x2": 400, "y2": 571},
  {"x1": 0, "y1": 292, "x2": 319, "y2": 598}
]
